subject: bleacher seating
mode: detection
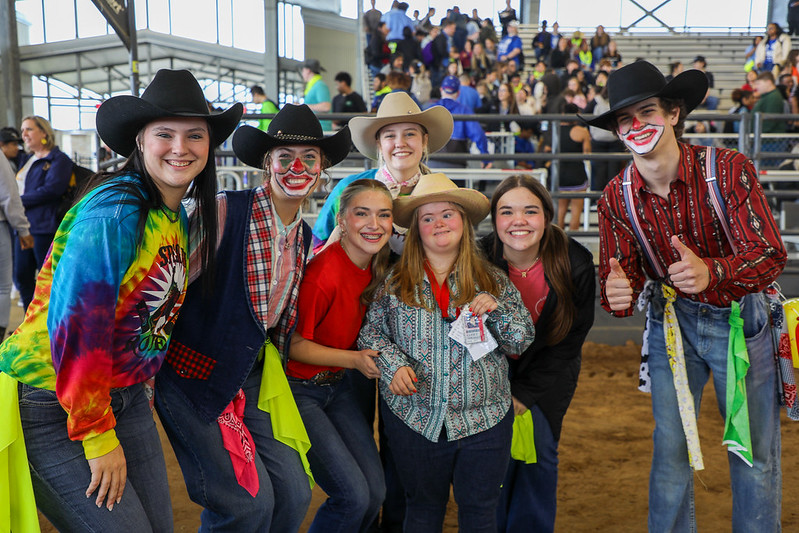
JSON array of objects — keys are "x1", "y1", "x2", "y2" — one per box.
[{"x1": 516, "y1": 27, "x2": 794, "y2": 111}]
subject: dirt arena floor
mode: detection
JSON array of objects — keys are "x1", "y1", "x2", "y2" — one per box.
[{"x1": 31, "y1": 324, "x2": 799, "y2": 531}]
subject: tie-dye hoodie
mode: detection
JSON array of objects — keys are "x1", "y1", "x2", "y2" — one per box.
[{"x1": 0, "y1": 175, "x2": 188, "y2": 459}]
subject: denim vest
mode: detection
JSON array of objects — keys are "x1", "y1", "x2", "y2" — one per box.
[{"x1": 157, "y1": 189, "x2": 310, "y2": 423}]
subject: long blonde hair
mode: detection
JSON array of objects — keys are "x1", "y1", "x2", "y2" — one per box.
[
  {"x1": 387, "y1": 202, "x2": 500, "y2": 310},
  {"x1": 337, "y1": 178, "x2": 393, "y2": 304}
]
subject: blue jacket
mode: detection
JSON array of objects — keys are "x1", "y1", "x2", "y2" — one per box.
[
  {"x1": 19, "y1": 147, "x2": 72, "y2": 234},
  {"x1": 430, "y1": 98, "x2": 489, "y2": 154}
]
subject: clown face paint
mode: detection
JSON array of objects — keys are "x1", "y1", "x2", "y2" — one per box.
[
  {"x1": 269, "y1": 146, "x2": 322, "y2": 199},
  {"x1": 615, "y1": 99, "x2": 669, "y2": 155}
]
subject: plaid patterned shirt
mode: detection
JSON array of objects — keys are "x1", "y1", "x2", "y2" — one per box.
[
  {"x1": 597, "y1": 143, "x2": 786, "y2": 316},
  {"x1": 187, "y1": 186, "x2": 305, "y2": 356}
]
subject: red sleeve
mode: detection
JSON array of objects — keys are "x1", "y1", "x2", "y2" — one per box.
[{"x1": 294, "y1": 261, "x2": 333, "y2": 341}]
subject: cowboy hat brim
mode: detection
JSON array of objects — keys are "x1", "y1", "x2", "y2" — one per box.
[
  {"x1": 96, "y1": 96, "x2": 243, "y2": 156},
  {"x1": 349, "y1": 104, "x2": 454, "y2": 160},
  {"x1": 393, "y1": 188, "x2": 490, "y2": 228},
  {"x1": 580, "y1": 69, "x2": 708, "y2": 131},
  {"x1": 232, "y1": 124, "x2": 352, "y2": 169}
]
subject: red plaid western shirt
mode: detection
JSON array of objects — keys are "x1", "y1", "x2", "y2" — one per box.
[{"x1": 597, "y1": 143, "x2": 786, "y2": 317}]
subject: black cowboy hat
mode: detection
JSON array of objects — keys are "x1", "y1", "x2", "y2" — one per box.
[
  {"x1": 580, "y1": 61, "x2": 708, "y2": 131},
  {"x1": 96, "y1": 69, "x2": 243, "y2": 156},
  {"x1": 232, "y1": 104, "x2": 351, "y2": 169}
]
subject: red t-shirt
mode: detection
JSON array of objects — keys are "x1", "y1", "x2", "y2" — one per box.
[{"x1": 287, "y1": 241, "x2": 372, "y2": 379}]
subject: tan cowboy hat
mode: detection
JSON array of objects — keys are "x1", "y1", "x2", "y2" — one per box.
[
  {"x1": 349, "y1": 92, "x2": 454, "y2": 160},
  {"x1": 393, "y1": 173, "x2": 490, "y2": 227}
]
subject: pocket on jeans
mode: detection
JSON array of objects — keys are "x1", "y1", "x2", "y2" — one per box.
[{"x1": 18, "y1": 383, "x2": 61, "y2": 407}]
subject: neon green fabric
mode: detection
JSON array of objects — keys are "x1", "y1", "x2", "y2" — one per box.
[
  {"x1": 722, "y1": 301, "x2": 753, "y2": 466},
  {"x1": 257, "y1": 340, "x2": 314, "y2": 487},
  {"x1": 510, "y1": 409, "x2": 537, "y2": 464},
  {"x1": 0, "y1": 372, "x2": 40, "y2": 532}
]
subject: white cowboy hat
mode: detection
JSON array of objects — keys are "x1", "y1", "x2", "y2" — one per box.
[{"x1": 348, "y1": 92, "x2": 454, "y2": 160}]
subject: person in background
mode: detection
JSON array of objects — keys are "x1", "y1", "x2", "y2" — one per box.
[
  {"x1": 332, "y1": 71, "x2": 368, "y2": 130},
  {"x1": 532, "y1": 20, "x2": 552, "y2": 63},
  {"x1": 481, "y1": 174, "x2": 595, "y2": 533},
  {"x1": 498, "y1": 0, "x2": 517, "y2": 37},
  {"x1": 154, "y1": 104, "x2": 351, "y2": 532},
  {"x1": 0, "y1": 128, "x2": 24, "y2": 171},
  {"x1": 692, "y1": 56, "x2": 719, "y2": 110},
  {"x1": 368, "y1": 22, "x2": 392, "y2": 77},
  {"x1": 396, "y1": 26, "x2": 422, "y2": 68},
  {"x1": 14, "y1": 115, "x2": 72, "y2": 311},
  {"x1": 359, "y1": 172, "x2": 534, "y2": 532},
  {"x1": 590, "y1": 25, "x2": 610, "y2": 65},
  {"x1": 0, "y1": 68, "x2": 241, "y2": 532},
  {"x1": 753, "y1": 71, "x2": 788, "y2": 166},
  {"x1": 428, "y1": 75, "x2": 492, "y2": 171},
  {"x1": 725, "y1": 88, "x2": 754, "y2": 135},
  {"x1": 744, "y1": 35, "x2": 763, "y2": 72},
  {"x1": 301, "y1": 58, "x2": 332, "y2": 131},
  {"x1": 382, "y1": 1, "x2": 415, "y2": 45},
  {"x1": 250, "y1": 85, "x2": 280, "y2": 132},
  {"x1": 289, "y1": 179, "x2": 392, "y2": 532},
  {"x1": 555, "y1": 103, "x2": 591, "y2": 231},
  {"x1": 755, "y1": 22, "x2": 791, "y2": 76},
  {"x1": 364, "y1": 0, "x2": 383, "y2": 46},
  {"x1": 0, "y1": 134, "x2": 32, "y2": 338},
  {"x1": 498, "y1": 20, "x2": 523, "y2": 70}
]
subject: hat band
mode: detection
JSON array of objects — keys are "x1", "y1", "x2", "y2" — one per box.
[{"x1": 273, "y1": 133, "x2": 323, "y2": 142}]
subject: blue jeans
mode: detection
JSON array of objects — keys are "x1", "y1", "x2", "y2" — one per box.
[
  {"x1": 19, "y1": 382, "x2": 173, "y2": 533},
  {"x1": 289, "y1": 372, "x2": 385, "y2": 533},
  {"x1": 13, "y1": 231, "x2": 53, "y2": 310},
  {"x1": 381, "y1": 400, "x2": 513, "y2": 533},
  {"x1": 647, "y1": 291, "x2": 781, "y2": 533},
  {"x1": 155, "y1": 366, "x2": 311, "y2": 532},
  {"x1": 496, "y1": 405, "x2": 559, "y2": 533},
  {"x1": 0, "y1": 221, "x2": 13, "y2": 329}
]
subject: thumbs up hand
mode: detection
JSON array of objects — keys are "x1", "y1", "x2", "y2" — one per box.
[
  {"x1": 668, "y1": 235, "x2": 710, "y2": 294},
  {"x1": 606, "y1": 257, "x2": 634, "y2": 311}
]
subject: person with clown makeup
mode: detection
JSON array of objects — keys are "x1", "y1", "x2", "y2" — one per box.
[
  {"x1": 154, "y1": 104, "x2": 352, "y2": 532},
  {"x1": 582, "y1": 61, "x2": 786, "y2": 532}
]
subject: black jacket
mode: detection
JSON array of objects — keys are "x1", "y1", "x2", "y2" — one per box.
[{"x1": 480, "y1": 234, "x2": 596, "y2": 440}]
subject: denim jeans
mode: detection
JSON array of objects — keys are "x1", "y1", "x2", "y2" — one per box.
[
  {"x1": 0, "y1": 221, "x2": 13, "y2": 328},
  {"x1": 381, "y1": 400, "x2": 513, "y2": 533},
  {"x1": 289, "y1": 372, "x2": 385, "y2": 533},
  {"x1": 154, "y1": 365, "x2": 311, "y2": 532},
  {"x1": 13, "y1": 231, "x2": 53, "y2": 310},
  {"x1": 647, "y1": 291, "x2": 781, "y2": 533},
  {"x1": 19, "y1": 382, "x2": 173, "y2": 533},
  {"x1": 496, "y1": 405, "x2": 559, "y2": 533}
]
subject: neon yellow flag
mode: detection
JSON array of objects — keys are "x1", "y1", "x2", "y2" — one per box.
[{"x1": 257, "y1": 340, "x2": 314, "y2": 487}]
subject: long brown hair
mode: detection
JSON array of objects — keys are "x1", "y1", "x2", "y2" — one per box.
[
  {"x1": 490, "y1": 175, "x2": 574, "y2": 344},
  {"x1": 388, "y1": 202, "x2": 500, "y2": 310},
  {"x1": 337, "y1": 178, "x2": 393, "y2": 304}
]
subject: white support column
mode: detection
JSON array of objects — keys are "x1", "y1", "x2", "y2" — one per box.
[
  {"x1": 264, "y1": 0, "x2": 279, "y2": 100},
  {"x1": 0, "y1": 0, "x2": 23, "y2": 127}
]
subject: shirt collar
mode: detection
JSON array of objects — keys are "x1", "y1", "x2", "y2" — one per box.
[{"x1": 629, "y1": 142, "x2": 691, "y2": 193}]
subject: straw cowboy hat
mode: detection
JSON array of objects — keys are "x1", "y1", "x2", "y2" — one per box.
[
  {"x1": 348, "y1": 92, "x2": 454, "y2": 160},
  {"x1": 392, "y1": 173, "x2": 490, "y2": 227},
  {"x1": 232, "y1": 104, "x2": 352, "y2": 169},
  {"x1": 580, "y1": 60, "x2": 707, "y2": 131},
  {"x1": 96, "y1": 69, "x2": 243, "y2": 157}
]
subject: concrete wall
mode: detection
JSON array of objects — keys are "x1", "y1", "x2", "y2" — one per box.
[{"x1": 303, "y1": 9, "x2": 360, "y2": 100}]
